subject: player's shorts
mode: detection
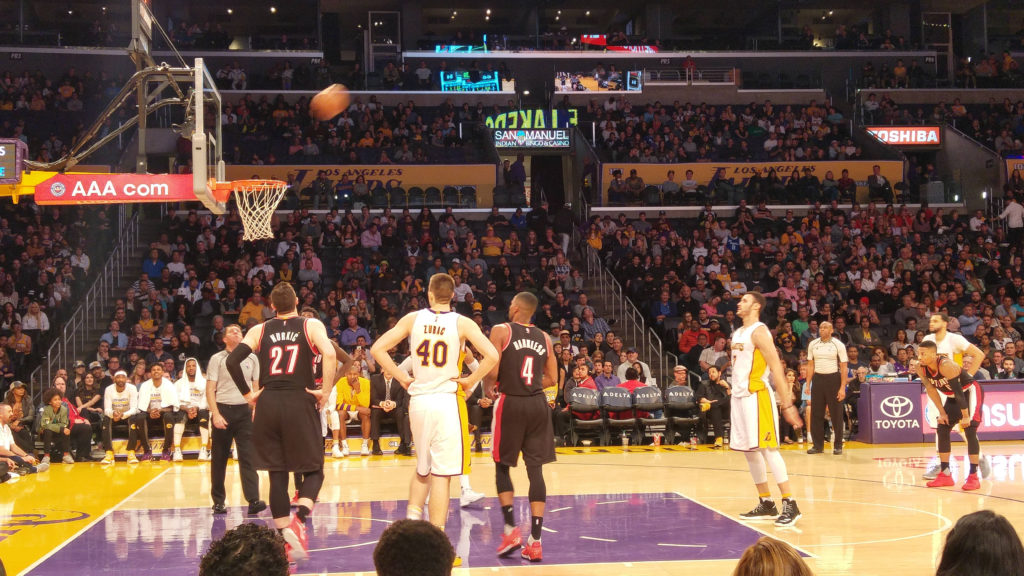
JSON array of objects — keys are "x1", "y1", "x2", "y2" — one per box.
[
  {"x1": 926, "y1": 381, "x2": 984, "y2": 429},
  {"x1": 729, "y1": 386, "x2": 779, "y2": 452},
  {"x1": 252, "y1": 387, "x2": 324, "y2": 473},
  {"x1": 492, "y1": 393, "x2": 556, "y2": 467},
  {"x1": 409, "y1": 391, "x2": 469, "y2": 477}
]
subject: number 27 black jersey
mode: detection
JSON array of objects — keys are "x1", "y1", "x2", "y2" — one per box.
[{"x1": 257, "y1": 316, "x2": 319, "y2": 391}]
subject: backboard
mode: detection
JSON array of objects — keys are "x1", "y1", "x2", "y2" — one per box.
[
  {"x1": 191, "y1": 58, "x2": 227, "y2": 214},
  {"x1": 129, "y1": 0, "x2": 156, "y2": 69}
]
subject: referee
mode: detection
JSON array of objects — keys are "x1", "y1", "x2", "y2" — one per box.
[
  {"x1": 206, "y1": 324, "x2": 266, "y2": 515},
  {"x1": 806, "y1": 321, "x2": 848, "y2": 455}
]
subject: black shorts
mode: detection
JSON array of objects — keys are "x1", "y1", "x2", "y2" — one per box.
[
  {"x1": 492, "y1": 393, "x2": 556, "y2": 468},
  {"x1": 252, "y1": 387, "x2": 324, "y2": 473}
]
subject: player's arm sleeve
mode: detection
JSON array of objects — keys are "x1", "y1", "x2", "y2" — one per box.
[
  {"x1": 226, "y1": 343, "x2": 255, "y2": 396},
  {"x1": 941, "y1": 362, "x2": 970, "y2": 411}
]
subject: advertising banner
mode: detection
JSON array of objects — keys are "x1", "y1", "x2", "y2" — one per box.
[
  {"x1": 1006, "y1": 157, "x2": 1024, "y2": 179},
  {"x1": 494, "y1": 129, "x2": 571, "y2": 149},
  {"x1": 866, "y1": 126, "x2": 942, "y2": 146},
  {"x1": 601, "y1": 160, "x2": 904, "y2": 202},
  {"x1": 485, "y1": 109, "x2": 579, "y2": 129},
  {"x1": 858, "y1": 382, "x2": 924, "y2": 444},
  {"x1": 34, "y1": 173, "x2": 195, "y2": 205},
  {"x1": 224, "y1": 164, "x2": 496, "y2": 202}
]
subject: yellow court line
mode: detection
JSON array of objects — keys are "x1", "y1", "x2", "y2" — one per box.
[{"x1": 0, "y1": 464, "x2": 168, "y2": 576}]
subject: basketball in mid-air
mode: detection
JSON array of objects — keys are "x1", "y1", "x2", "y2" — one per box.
[{"x1": 309, "y1": 83, "x2": 350, "y2": 121}]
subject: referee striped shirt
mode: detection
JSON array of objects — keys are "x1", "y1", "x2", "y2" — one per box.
[{"x1": 807, "y1": 337, "x2": 848, "y2": 374}]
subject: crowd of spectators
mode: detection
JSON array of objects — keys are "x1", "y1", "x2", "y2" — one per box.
[
  {"x1": 214, "y1": 93, "x2": 507, "y2": 167},
  {"x1": 590, "y1": 193, "x2": 1024, "y2": 442},
  {"x1": 583, "y1": 98, "x2": 853, "y2": 165},
  {"x1": 0, "y1": 203, "x2": 113, "y2": 395},
  {"x1": 862, "y1": 93, "x2": 1024, "y2": 157}
]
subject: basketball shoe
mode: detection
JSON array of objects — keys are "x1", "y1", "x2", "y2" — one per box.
[
  {"x1": 496, "y1": 528, "x2": 522, "y2": 556},
  {"x1": 979, "y1": 455, "x2": 992, "y2": 479},
  {"x1": 127, "y1": 451, "x2": 139, "y2": 464},
  {"x1": 291, "y1": 491, "x2": 300, "y2": 507},
  {"x1": 739, "y1": 500, "x2": 779, "y2": 520},
  {"x1": 961, "y1": 473, "x2": 981, "y2": 491},
  {"x1": 460, "y1": 488, "x2": 486, "y2": 508},
  {"x1": 282, "y1": 515, "x2": 309, "y2": 562},
  {"x1": 926, "y1": 471, "x2": 955, "y2": 487},
  {"x1": 101, "y1": 451, "x2": 115, "y2": 465},
  {"x1": 521, "y1": 539, "x2": 543, "y2": 562},
  {"x1": 774, "y1": 500, "x2": 801, "y2": 527},
  {"x1": 922, "y1": 461, "x2": 941, "y2": 480}
]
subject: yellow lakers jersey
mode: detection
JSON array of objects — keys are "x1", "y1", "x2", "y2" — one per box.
[
  {"x1": 408, "y1": 308, "x2": 463, "y2": 396},
  {"x1": 730, "y1": 321, "x2": 769, "y2": 397}
]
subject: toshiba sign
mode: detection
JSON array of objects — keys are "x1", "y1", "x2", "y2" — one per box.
[
  {"x1": 35, "y1": 173, "x2": 196, "y2": 205},
  {"x1": 866, "y1": 126, "x2": 942, "y2": 146}
]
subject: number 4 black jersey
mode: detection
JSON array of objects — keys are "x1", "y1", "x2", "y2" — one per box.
[
  {"x1": 256, "y1": 316, "x2": 319, "y2": 391},
  {"x1": 497, "y1": 322, "x2": 548, "y2": 397}
]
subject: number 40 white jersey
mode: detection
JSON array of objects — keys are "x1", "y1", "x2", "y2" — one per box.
[{"x1": 407, "y1": 308, "x2": 464, "y2": 396}]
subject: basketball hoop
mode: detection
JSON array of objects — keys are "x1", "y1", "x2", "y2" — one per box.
[{"x1": 209, "y1": 179, "x2": 287, "y2": 241}]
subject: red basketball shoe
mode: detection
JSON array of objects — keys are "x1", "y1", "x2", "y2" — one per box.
[
  {"x1": 521, "y1": 539, "x2": 543, "y2": 562},
  {"x1": 926, "y1": 471, "x2": 955, "y2": 487},
  {"x1": 496, "y1": 528, "x2": 521, "y2": 557},
  {"x1": 961, "y1": 473, "x2": 981, "y2": 491},
  {"x1": 282, "y1": 515, "x2": 309, "y2": 562}
]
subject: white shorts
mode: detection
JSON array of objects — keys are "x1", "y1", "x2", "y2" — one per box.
[
  {"x1": 408, "y1": 392, "x2": 469, "y2": 477},
  {"x1": 325, "y1": 409, "x2": 360, "y2": 432},
  {"x1": 730, "y1": 386, "x2": 780, "y2": 452}
]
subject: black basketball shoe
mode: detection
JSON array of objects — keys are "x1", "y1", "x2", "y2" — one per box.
[
  {"x1": 774, "y1": 499, "x2": 802, "y2": 527},
  {"x1": 739, "y1": 499, "x2": 779, "y2": 520}
]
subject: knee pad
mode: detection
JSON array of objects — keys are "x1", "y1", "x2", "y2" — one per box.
[
  {"x1": 965, "y1": 425, "x2": 980, "y2": 456},
  {"x1": 298, "y1": 469, "x2": 325, "y2": 501},
  {"x1": 526, "y1": 465, "x2": 546, "y2": 502},
  {"x1": 936, "y1": 424, "x2": 952, "y2": 454},
  {"x1": 495, "y1": 463, "x2": 513, "y2": 494}
]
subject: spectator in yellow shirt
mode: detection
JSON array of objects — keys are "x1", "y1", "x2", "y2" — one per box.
[
  {"x1": 327, "y1": 363, "x2": 372, "y2": 457},
  {"x1": 237, "y1": 293, "x2": 268, "y2": 329}
]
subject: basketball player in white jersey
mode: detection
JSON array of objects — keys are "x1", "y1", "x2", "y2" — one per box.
[
  {"x1": 731, "y1": 292, "x2": 805, "y2": 527},
  {"x1": 370, "y1": 273, "x2": 498, "y2": 566},
  {"x1": 920, "y1": 313, "x2": 990, "y2": 480}
]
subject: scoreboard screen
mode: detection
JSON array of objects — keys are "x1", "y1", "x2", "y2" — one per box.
[
  {"x1": 0, "y1": 139, "x2": 26, "y2": 185},
  {"x1": 439, "y1": 71, "x2": 501, "y2": 92}
]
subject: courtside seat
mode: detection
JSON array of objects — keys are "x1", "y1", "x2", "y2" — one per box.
[
  {"x1": 568, "y1": 387, "x2": 604, "y2": 446},
  {"x1": 601, "y1": 387, "x2": 637, "y2": 445},
  {"x1": 633, "y1": 385, "x2": 666, "y2": 443},
  {"x1": 665, "y1": 385, "x2": 701, "y2": 445},
  {"x1": 460, "y1": 186, "x2": 477, "y2": 207},
  {"x1": 442, "y1": 186, "x2": 459, "y2": 206}
]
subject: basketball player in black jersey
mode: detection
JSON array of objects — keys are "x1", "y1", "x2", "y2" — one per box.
[
  {"x1": 917, "y1": 340, "x2": 984, "y2": 491},
  {"x1": 226, "y1": 283, "x2": 337, "y2": 561},
  {"x1": 485, "y1": 292, "x2": 557, "y2": 562}
]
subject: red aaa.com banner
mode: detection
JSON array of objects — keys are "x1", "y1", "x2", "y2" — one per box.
[{"x1": 35, "y1": 173, "x2": 196, "y2": 205}]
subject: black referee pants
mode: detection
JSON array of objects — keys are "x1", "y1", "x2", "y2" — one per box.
[
  {"x1": 210, "y1": 403, "x2": 260, "y2": 506},
  {"x1": 811, "y1": 372, "x2": 844, "y2": 451}
]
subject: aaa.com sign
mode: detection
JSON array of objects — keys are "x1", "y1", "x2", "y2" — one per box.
[
  {"x1": 35, "y1": 173, "x2": 195, "y2": 205},
  {"x1": 866, "y1": 126, "x2": 942, "y2": 146}
]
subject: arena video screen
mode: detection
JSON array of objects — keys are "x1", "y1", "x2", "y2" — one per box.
[
  {"x1": 439, "y1": 70, "x2": 501, "y2": 92},
  {"x1": 555, "y1": 70, "x2": 642, "y2": 92}
]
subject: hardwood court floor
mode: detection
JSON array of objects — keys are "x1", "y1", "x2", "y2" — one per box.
[{"x1": 3, "y1": 441, "x2": 1024, "y2": 576}]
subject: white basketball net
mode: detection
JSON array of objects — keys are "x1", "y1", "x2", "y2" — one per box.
[{"x1": 233, "y1": 180, "x2": 287, "y2": 241}]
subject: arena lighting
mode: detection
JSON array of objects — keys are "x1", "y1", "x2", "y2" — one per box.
[
  {"x1": 270, "y1": 6, "x2": 276, "y2": 13},
  {"x1": 523, "y1": 90, "x2": 531, "y2": 95},
  {"x1": 486, "y1": 8, "x2": 491, "y2": 14},
  {"x1": 226, "y1": 8, "x2": 233, "y2": 14}
]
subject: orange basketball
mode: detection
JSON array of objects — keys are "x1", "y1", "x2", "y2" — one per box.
[{"x1": 309, "y1": 83, "x2": 350, "y2": 121}]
